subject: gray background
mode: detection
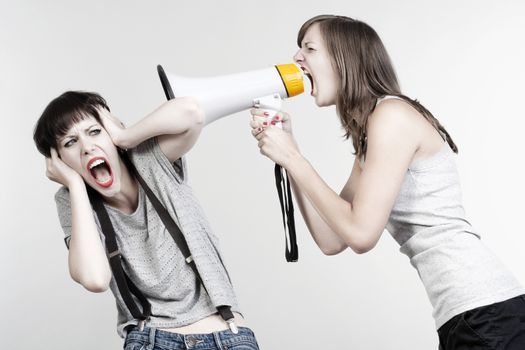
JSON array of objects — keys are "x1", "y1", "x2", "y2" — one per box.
[{"x1": 2, "y1": 0, "x2": 524, "y2": 349}]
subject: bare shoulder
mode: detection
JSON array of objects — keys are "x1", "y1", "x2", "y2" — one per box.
[
  {"x1": 367, "y1": 98, "x2": 423, "y2": 144},
  {"x1": 370, "y1": 98, "x2": 423, "y2": 125}
]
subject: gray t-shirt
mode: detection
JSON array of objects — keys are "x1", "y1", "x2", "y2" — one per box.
[{"x1": 55, "y1": 138, "x2": 240, "y2": 337}]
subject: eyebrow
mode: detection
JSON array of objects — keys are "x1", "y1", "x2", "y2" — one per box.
[{"x1": 59, "y1": 123, "x2": 99, "y2": 142}]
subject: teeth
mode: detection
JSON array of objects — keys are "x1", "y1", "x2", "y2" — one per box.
[
  {"x1": 301, "y1": 68, "x2": 313, "y2": 80},
  {"x1": 89, "y1": 159, "x2": 105, "y2": 169}
]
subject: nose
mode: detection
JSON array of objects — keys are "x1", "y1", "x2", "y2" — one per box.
[
  {"x1": 293, "y1": 49, "x2": 304, "y2": 63},
  {"x1": 79, "y1": 136, "x2": 96, "y2": 155}
]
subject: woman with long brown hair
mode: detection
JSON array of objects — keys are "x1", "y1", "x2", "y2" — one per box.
[{"x1": 250, "y1": 15, "x2": 525, "y2": 349}]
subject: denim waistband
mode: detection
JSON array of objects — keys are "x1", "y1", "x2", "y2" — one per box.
[{"x1": 125, "y1": 326, "x2": 257, "y2": 350}]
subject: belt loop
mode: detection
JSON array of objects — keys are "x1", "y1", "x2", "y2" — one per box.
[
  {"x1": 147, "y1": 327, "x2": 156, "y2": 349},
  {"x1": 213, "y1": 331, "x2": 224, "y2": 350}
]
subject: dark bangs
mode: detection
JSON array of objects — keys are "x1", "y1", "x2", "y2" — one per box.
[{"x1": 33, "y1": 91, "x2": 110, "y2": 157}]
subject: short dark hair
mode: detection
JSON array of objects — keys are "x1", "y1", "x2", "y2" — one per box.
[{"x1": 33, "y1": 91, "x2": 110, "y2": 157}]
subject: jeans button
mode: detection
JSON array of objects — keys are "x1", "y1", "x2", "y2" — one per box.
[{"x1": 186, "y1": 335, "x2": 197, "y2": 348}]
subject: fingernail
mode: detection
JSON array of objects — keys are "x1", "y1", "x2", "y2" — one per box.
[
  {"x1": 263, "y1": 121, "x2": 268, "y2": 126},
  {"x1": 273, "y1": 115, "x2": 280, "y2": 121},
  {"x1": 263, "y1": 112, "x2": 270, "y2": 116},
  {"x1": 271, "y1": 121, "x2": 276, "y2": 125},
  {"x1": 257, "y1": 127, "x2": 262, "y2": 132}
]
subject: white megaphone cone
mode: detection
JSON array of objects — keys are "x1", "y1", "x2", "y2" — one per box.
[
  {"x1": 157, "y1": 63, "x2": 306, "y2": 262},
  {"x1": 157, "y1": 63, "x2": 309, "y2": 125}
]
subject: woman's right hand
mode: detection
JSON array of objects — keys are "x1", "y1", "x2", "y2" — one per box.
[{"x1": 45, "y1": 148, "x2": 83, "y2": 188}]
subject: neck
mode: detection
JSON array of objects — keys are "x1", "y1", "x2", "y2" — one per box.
[{"x1": 103, "y1": 158, "x2": 139, "y2": 214}]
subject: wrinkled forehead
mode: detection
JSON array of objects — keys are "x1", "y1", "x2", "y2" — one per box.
[{"x1": 56, "y1": 112, "x2": 101, "y2": 140}]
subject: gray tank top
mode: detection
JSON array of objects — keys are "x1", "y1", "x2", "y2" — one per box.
[
  {"x1": 55, "y1": 138, "x2": 240, "y2": 337},
  {"x1": 372, "y1": 96, "x2": 524, "y2": 329}
]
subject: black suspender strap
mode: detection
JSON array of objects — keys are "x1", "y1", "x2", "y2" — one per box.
[
  {"x1": 274, "y1": 164, "x2": 298, "y2": 262},
  {"x1": 89, "y1": 153, "x2": 238, "y2": 333},
  {"x1": 130, "y1": 166, "x2": 195, "y2": 273},
  {"x1": 90, "y1": 191, "x2": 152, "y2": 322}
]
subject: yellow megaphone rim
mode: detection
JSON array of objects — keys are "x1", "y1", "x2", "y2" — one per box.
[{"x1": 275, "y1": 63, "x2": 304, "y2": 97}]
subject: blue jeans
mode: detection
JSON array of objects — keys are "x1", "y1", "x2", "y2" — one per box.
[{"x1": 124, "y1": 326, "x2": 260, "y2": 350}]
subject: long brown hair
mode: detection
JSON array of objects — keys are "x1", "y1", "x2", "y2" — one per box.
[{"x1": 297, "y1": 15, "x2": 458, "y2": 157}]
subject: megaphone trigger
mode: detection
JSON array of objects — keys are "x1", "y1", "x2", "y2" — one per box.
[{"x1": 253, "y1": 94, "x2": 283, "y2": 127}]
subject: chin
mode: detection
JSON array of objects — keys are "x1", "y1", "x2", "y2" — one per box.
[
  {"x1": 86, "y1": 180, "x2": 121, "y2": 198},
  {"x1": 315, "y1": 98, "x2": 330, "y2": 107},
  {"x1": 102, "y1": 183, "x2": 121, "y2": 197}
]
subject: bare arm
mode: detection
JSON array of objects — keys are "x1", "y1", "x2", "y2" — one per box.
[
  {"x1": 253, "y1": 100, "x2": 419, "y2": 254},
  {"x1": 251, "y1": 110, "x2": 361, "y2": 255},
  {"x1": 67, "y1": 180, "x2": 112, "y2": 292},
  {"x1": 288, "y1": 157, "x2": 362, "y2": 255},
  {"x1": 47, "y1": 149, "x2": 111, "y2": 292},
  {"x1": 102, "y1": 97, "x2": 205, "y2": 162}
]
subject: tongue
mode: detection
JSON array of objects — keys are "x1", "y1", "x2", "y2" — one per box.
[{"x1": 92, "y1": 166, "x2": 111, "y2": 184}]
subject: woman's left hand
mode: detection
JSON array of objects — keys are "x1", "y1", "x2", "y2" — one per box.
[{"x1": 250, "y1": 114, "x2": 302, "y2": 168}]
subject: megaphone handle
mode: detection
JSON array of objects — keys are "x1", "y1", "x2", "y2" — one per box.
[{"x1": 254, "y1": 94, "x2": 297, "y2": 261}]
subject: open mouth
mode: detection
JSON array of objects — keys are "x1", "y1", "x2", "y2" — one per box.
[
  {"x1": 301, "y1": 67, "x2": 314, "y2": 95},
  {"x1": 87, "y1": 157, "x2": 114, "y2": 188}
]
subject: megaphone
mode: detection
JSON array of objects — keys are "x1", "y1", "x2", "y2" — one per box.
[
  {"x1": 156, "y1": 63, "x2": 305, "y2": 263},
  {"x1": 156, "y1": 63, "x2": 308, "y2": 125}
]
